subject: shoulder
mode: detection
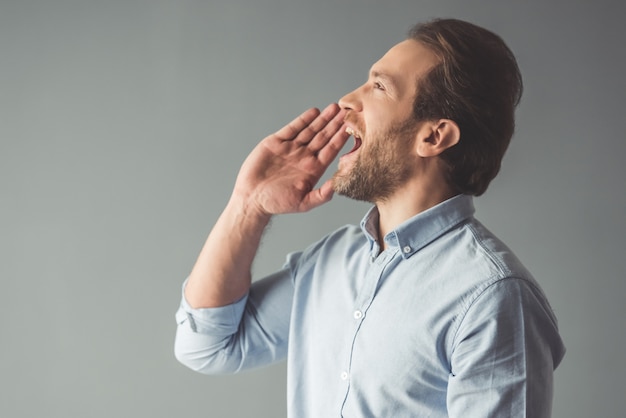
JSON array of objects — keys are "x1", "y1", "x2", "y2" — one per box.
[
  {"x1": 432, "y1": 217, "x2": 562, "y2": 334},
  {"x1": 465, "y1": 219, "x2": 531, "y2": 276},
  {"x1": 434, "y1": 216, "x2": 535, "y2": 286}
]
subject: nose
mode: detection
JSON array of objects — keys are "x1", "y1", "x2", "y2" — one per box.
[{"x1": 338, "y1": 86, "x2": 362, "y2": 112}]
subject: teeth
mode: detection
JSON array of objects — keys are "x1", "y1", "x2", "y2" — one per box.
[{"x1": 345, "y1": 127, "x2": 360, "y2": 138}]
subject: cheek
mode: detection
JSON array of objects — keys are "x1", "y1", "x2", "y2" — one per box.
[{"x1": 364, "y1": 105, "x2": 399, "y2": 133}]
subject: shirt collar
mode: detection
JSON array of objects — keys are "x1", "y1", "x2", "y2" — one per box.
[{"x1": 359, "y1": 194, "x2": 475, "y2": 259}]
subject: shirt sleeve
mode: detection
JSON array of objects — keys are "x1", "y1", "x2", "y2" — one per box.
[
  {"x1": 446, "y1": 277, "x2": 565, "y2": 417},
  {"x1": 174, "y1": 266, "x2": 295, "y2": 375}
]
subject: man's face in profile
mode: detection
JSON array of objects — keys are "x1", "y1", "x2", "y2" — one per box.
[{"x1": 332, "y1": 39, "x2": 438, "y2": 202}]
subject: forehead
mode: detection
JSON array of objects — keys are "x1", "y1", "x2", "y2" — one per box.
[{"x1": 371, "y1": 39, "x2": 439, "y2": 89}]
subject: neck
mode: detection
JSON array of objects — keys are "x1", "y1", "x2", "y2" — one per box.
[{"x1": 374, "y1": 180, "x2": 458, "y2": 250}]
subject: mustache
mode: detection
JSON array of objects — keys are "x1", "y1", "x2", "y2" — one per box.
[
  {"x1": 342, "y1": 112, "x2": 365, "y2": 134},
  {"x1": 342, "y1": 111, "x2": 357, "y2": 125}
]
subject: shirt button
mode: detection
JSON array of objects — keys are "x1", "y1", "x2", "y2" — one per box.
[
  {"x1": 340, "y1": 371, "x2": 349, "y2": 380},
  {"x1": 353, "y1": 310, "x2": 363, "y2": 319},
  {"x1": 403, "y1": 245, "x2": 411, "y2": 254}
]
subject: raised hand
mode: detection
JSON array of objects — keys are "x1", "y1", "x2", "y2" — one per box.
[
  {"x1": 233, "y1": 103, "x2": 349, "y2": 216},
  {"x1": 184, "y1": 104, "x2": 348, "y2": 308}
]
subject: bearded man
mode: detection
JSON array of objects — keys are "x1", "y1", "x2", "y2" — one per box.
[{"x1": 174, "y1": 18, "x2": 565, "y2": 417}]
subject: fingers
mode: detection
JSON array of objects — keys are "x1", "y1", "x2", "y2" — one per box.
[
  {"x1": 307, "y1": 107, "x2": 348, "y2": 153},
  {"x1": 292, "y1": 103, "x2": 342, "y2": 145},
  {"x1": 275, "y1": 103, "x2": 341, "y2": 143},
  {"x1": 315, "y1": 122, "x2": 350, "y2": 166},
  {"x1": 274, "y1": 107, "x2": 322, "y2": 140}
]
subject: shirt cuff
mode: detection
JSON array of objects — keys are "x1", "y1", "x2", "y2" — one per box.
[{"x1": 175, "y1": 279, "x2": 248, "y2": 335}]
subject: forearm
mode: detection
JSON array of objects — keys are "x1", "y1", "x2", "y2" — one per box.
[
  {"x1": 184, "y1": 196, "x2": 271, "y2": 308},
  {"x1": 183, "y1": 104, "x2": 347, "y2": 308}
]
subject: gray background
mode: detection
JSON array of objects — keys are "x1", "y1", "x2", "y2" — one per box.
[{"x1": 1, "y1": 0, "x2": 624, "y2": 417}]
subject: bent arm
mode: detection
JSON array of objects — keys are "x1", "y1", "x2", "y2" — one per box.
[
  {"x1": 175, "y1": 104, "x2": 349, "y2": 373},
  {"x1": 183, "y1": 104, "x2": 349, "y2": 309}
]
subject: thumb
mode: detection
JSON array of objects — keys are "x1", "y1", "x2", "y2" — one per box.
[{"x1": 299, "y1": 179, "x2": 335, "y2": 212}]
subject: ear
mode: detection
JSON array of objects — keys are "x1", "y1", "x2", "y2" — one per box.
[{"x1": 415, "y1": 119, "x2": 460, "y2": 157}]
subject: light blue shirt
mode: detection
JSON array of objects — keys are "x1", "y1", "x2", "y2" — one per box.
[{"x1": 175, "y1": 194, "x2": 565, "y2": 417}]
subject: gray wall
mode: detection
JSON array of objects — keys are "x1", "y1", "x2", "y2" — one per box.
[{"x1": 1, "y1": 0, "x2": 624, "y2": 417}]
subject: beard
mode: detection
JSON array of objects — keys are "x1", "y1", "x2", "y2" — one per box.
[{"x1": 332, "y1": 118, "x2": 418, "y2": 203}]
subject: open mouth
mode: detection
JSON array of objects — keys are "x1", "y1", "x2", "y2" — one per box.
[{"x1": 345, "y1": 126, "x2": 362, "y2": 155}]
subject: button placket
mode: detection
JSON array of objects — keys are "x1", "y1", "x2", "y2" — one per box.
[{"x1": 340, "y1": 247, "x2": 397, "y2": 411}]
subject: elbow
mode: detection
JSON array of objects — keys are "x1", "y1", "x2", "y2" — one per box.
[
  {"x1": 174, "y1": 341, "x2": 208, "y2": 374},
  {"x1": 174, "y1": 330, "x2": 242, "y2": 375}
]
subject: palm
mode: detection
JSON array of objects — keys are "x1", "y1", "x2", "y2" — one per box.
[{"x1": 234, "y1": 104, "x2": 348, "y2": 215}]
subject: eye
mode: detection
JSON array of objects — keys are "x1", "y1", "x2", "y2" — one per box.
[{"x1": 373, "y1": 81, "x2": 385, "y2": 91}]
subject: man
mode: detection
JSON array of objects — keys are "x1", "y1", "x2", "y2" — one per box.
[{"x1": 175, "y1": 18, "x2": 565, "y2": 417}]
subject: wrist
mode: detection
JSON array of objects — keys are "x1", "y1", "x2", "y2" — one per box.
[{"x1": 226, "y1": 194, "x2": 273, "y2": 227}]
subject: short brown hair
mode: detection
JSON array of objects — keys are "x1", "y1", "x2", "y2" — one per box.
[{"x1": 409, "y1": 19, "x2": 523, "y2": 196}]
